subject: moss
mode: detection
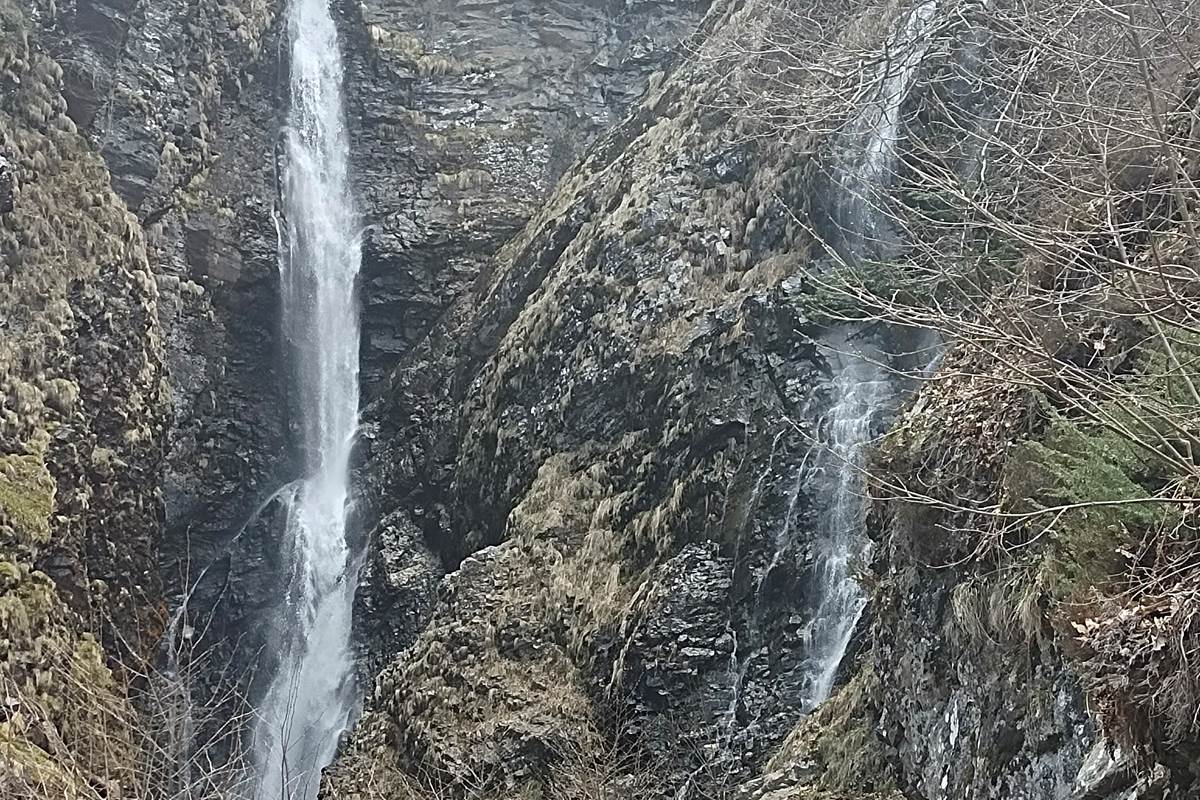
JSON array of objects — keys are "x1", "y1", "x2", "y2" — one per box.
[
  {"x1": 0, "y1": 729, "x2": 80, "y2": 799},
  {"x1": 3, "y1": 570, "x2": 50, "y2": 640},
  {"x1": 765, "y1": 668, "x2": 899, "y2": 798},
  {"x1": 1004, "y1": 411, "x2": 1165, "y2": 601},
  {"x1": 0, "y1": 453, "x2": 55, "y2": 545},
  {"x1": 41, "y1": 377, "x2": 79, "y2": 417},
  {"x1": 0, "y1": 2, "x2": 167, "y2": 792}
]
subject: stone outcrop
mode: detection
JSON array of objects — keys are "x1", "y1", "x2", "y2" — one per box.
[
  {"x1": 50, "y1": 0, "x2": 296, "y2": 723},
  {"x1": 326, "y1": 0, "x2": 899, "y2": 792},
  {"x1": 1, "y1": 1, "x2": 167, "y2": 792}
]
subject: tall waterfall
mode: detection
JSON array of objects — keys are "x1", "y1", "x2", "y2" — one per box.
[
  {"x1": 801, "y1": 331, "x2": 894, "y2": 711},
  {"x1": 799, "y1": 0, "x2": 938, "y2": 710},
  {"x1": 253, "y1": 0, "x2": 362, "y2": 796}
]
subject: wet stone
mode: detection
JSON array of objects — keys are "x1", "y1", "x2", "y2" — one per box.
[{"x1": 0, "y1": 154, "x2": 14, "y2": 214}]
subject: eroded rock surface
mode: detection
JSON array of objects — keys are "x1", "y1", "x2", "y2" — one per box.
[
  {"x1": 1, "y1": 1, "x2": 167, "y2": 791},
  {"x1": 344, "y1": 0, "x2": 708, "y2": 385},
  {"x1": 327, "y1": 0, "x2": 888, "y2": 793},
  {"x1": 0, "y1": 152, "x2": 13, "y2": 213}
]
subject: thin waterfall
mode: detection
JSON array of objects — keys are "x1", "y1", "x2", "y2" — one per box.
[
  {"x1": 800, "y1": 331, "x2": 894, "y2": 711},
  {"x1": 253, "y1": 0, "x2": 362, "y2": 796},
  {"x1": 798, "y1": 0, "x2": 938, "y2": 711},
  {"x1": 833, "y1": 0, "x2": 939, "y2": 260}
]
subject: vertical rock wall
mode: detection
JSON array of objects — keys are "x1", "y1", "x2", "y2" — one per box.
[
  {"x1": 1, "y1": 1, "x2": 166, "y2": 792},
  {"x1": 343, "y1": 0, "x2": 709, "y2": 385}
]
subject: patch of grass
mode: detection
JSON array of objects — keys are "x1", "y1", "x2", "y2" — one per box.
[{"x1": 0, "y1": 453, "x2": 54, "y2": 545}]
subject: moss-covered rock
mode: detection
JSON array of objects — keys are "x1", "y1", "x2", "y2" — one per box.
[
  {"x1": 0, "y1": 0, "x2": 168, "y2": 793},
  {"x1": 0, "y1": 454, "x2": 54, "y2": 546}
]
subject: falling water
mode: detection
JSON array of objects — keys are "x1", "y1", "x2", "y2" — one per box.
[
  {"x1": 800, "y1": 330, "x2": 895, "y2": 711},
  {"x1": 834, "y1": 0, "x2": 939, "y2": 259},
  {"x1": 798, "y1": 0, "x2": 939, "y2": 710},
  {"x1": 252, "y1": 0, "x2": 362, "y2": 796}
]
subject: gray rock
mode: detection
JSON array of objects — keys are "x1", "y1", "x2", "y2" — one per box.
[
  {"x1": 355, "y1": 509, "x2": 444, "y2": 677},
  {"x1": 343, "y1": 0, "x2": 708, "y2": 386},
  {"x1": 1072, "y1": 740, "x2": 1135, "y2": 799},
  {"x1": 0, "y1": 153, "x2": 12, "y2": 214}
]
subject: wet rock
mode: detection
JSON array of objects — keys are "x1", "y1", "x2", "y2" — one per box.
[
  {"x1": 354, "y1": 509, "x2": 443, "y2": 677},
  {"x1": 0, "y1": 153, "x2": 12, "y2": 213},
  {"x1": 617, "y1": 543, "x2": 734, "y2": 715},
  {"x1": 612, "y1": 544, "x2": 740, "y2": 784},
  {"x1": 184, "y1": 213, "x2": 245, "y2": 284},
  {"x1": 58, "y1": 0, "x2": 134, "y2": 128}
]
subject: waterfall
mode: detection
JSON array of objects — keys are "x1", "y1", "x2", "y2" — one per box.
[
  {"x1": 252, "y1": 0, "x2": 362, "y2": 796},
  {"x1": 798, "y1": 1, "x2": 939, "y2": 711},
  {"x1": 800, "y1": 330, "x2": 895, "y2": 711},
  {"x1": 833, "y1": 0, "x2": 939, "y2": 260}
]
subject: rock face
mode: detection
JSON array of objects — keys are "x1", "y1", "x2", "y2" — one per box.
[
  {"x1": 325, "y1": 0, "x2": 935, "y2": 792},
  {"x1": 0, "y1": 153, "x2": 13, "y2": 213},
  {"x1": 50, "y1": 0, "x2": 298, "y2": 727},
  {"x1": 48, "y1": 0, "x2": 712, "y2": 710},
  {"x1": 1, "y1": 1, "x2": 167, "y2": 792},
  {"x1": 325, "y1": 0, "x2": 1200, "y2": 798},
  {"x1": 6, "y1": 0, "x2": 1200, "y2": 797},
  {"x1": 4, "y1": 0, "x2": 722, "y2": 788},
  {"x1": 343, "y1": 0, "x2": 709, "y2": 385}
]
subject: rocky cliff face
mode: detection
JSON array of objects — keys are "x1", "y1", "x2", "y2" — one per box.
[
  {"x1": 71, "y1": 0, "x2": 709, "y2": 695},
  {"x1": 1, "y1": 1, "x2": 167, "y2": 792},
  {"x1": 320, "y1": 0, "x2": 975, "y2": 795},
  {"x1": 6, "y1": 0, "x2": 722, "y2": 790},
  {"x1": 339, "y1": 0, "x2": 713, "y2": 672},
  {"x1": 344, "y1": 0, "x2": 708, "y2": 385},
  {"x1": 5, "y1": 0, "x2": 1199, "y2": 797},
  {"x1": 326, "y1": 0, "x2": 1200, "y2": 797},
  {"x1": 46, "y1": 0, "x2": 297, "y2": 732}
]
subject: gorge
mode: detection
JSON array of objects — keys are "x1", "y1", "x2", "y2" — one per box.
[{"x1": 2, "y1": 0, "x2": 1200, "y2": 798}]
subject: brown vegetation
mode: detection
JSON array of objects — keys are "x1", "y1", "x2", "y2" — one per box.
[{"x1": 706, "y1": 0, "x2": 1200, "y2": 774}]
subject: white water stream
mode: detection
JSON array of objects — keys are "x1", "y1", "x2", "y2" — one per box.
[
  {"x1": 252, "y1": 0, "x2": 362, "y2": 796},
  {"x1": 799, "y1": 0, "x2": 939, "y2": 711},
  {"x1": 835, "y1": 0, "x2": 939, "y2": 259},
  {"x1": 800, "y1": 331, "x2": 895, "y2": 711}
]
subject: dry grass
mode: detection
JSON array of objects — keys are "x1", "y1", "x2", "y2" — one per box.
[{"x1": 0, "y1": 588, "x2": 255, "y2": 800}]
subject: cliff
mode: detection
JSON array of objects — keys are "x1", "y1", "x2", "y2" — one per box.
[
  {"x1": 327, "y1": 0, "x2": 1200, "y2": 796},
  {"x1": 1, "y1": 0, "x2": 166, "y2": 792},
  {"x1": 3, "y1": 0, "x2": 1198, "y2": 797}
]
